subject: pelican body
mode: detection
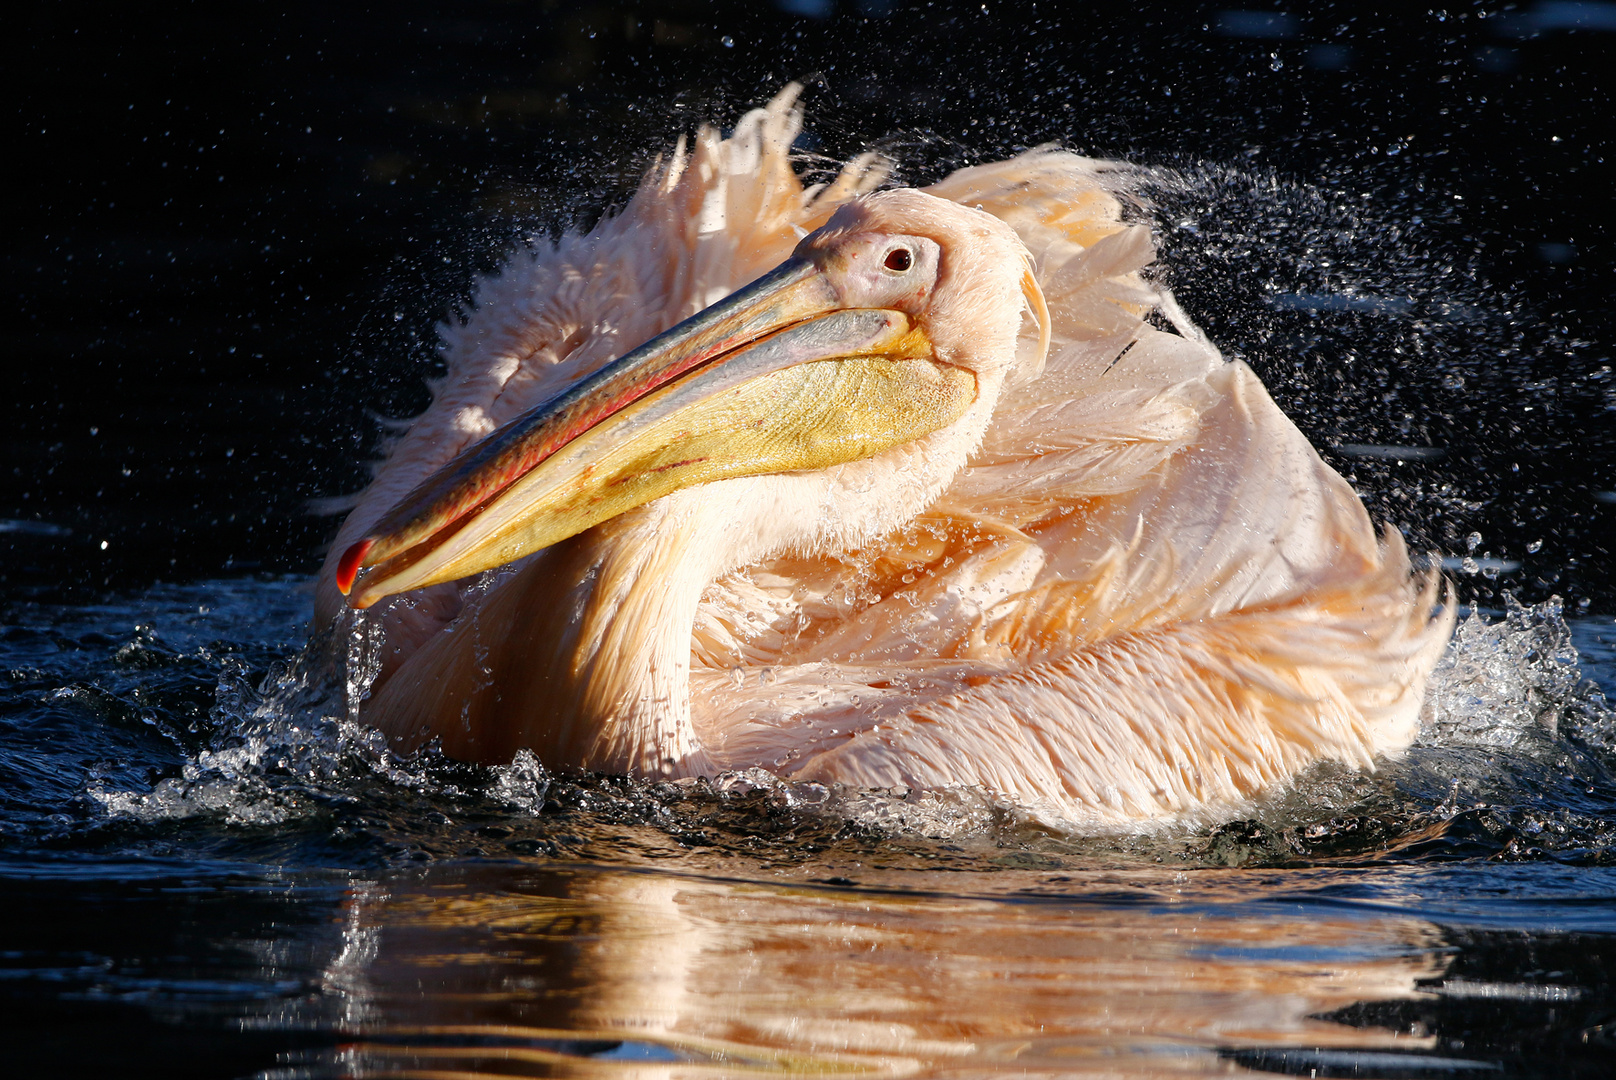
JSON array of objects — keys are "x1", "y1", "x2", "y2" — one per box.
[{"x1": 317, "y1": 87, "x2": 1451, "y2": 828}]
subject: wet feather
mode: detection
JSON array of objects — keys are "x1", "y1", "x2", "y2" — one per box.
[{"x1": 318, "y1": 86, "x2": 1452, "y2": 828}]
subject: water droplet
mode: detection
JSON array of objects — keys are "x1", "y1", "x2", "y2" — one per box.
[{"x1": 721, "y1": 35, "x2": 734, "y2": 47}]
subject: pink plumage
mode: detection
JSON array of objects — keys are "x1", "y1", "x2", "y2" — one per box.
[{"x1": 317, "y1": 85, "x2": 1451, "y2": 829}]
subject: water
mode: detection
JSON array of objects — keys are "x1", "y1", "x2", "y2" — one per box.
[
  {"x1": 2, "y1": 577, "x2": 1614, "y2": 1075},
  {"x1": 9, "y1": 2, "x2": 1616, "y2": 1075}
]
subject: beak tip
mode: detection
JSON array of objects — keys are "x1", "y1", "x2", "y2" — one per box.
[{"x1": 336, "y1": 538, "x2": 373, "y2": 596}]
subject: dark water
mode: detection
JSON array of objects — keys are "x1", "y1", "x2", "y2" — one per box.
[
  {"x1": 3, "y1": 579, "x2": 1615, "y2": 1075},
  {"x1": 7, "y1": 2, "x2": 1616, "y2": 1076}
]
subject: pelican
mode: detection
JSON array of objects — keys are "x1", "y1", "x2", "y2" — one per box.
[
  {"x1": 316, "y1": 86, "x2": 1452, "y2": 828},
  {"x1": 328, "y1": 871, "x2": 1448, "y2": 1071}
]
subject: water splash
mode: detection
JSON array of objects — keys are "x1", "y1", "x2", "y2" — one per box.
[
  {"x1": 711, "y1": 766, "x2": 1009, "y2": 839},
  {"x1": 1421, "y1": 595, "x2": 1614, "y2": 751},
  {"x1": 1131, "y1": 162, "x2": 1612, "y2": 608},
  {"x1": 1184, "y1": 597, "x2": 1616, "y2": 869},
  {"x1": 54, "y1": 577, "x2": 1615, "y2": 873},
  {"x1": 342, "y1": 607, "x2": 387, "y2": 725},
  {"x1": 488, "y1": 748, "x2": 551, "y2": 813},
  {"x1": 87, "y1": 612, "x2": 425, "y2": 827}
]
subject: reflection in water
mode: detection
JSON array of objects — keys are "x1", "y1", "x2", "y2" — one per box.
[
  {"x1": 1, "y1": 582, "x2": 1610, "y2": 1073},
  {"x1": 312, "y1": 865, "x2": 1450, "y2": 1078}
]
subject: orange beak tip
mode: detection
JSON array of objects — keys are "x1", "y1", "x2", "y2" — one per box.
[{"x1": 336, "y1": 538, "x2": 373, "y2": 596}]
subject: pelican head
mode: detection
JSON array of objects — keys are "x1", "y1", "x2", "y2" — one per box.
[{"x1": 338, "y1": 190, "x2": 1051, "y2": 609}]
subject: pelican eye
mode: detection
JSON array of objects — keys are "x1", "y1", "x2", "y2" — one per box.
[{"x1": 883, "y1": 247, "x2": 913, "y2": 272}]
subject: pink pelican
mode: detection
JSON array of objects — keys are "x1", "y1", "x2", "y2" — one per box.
[{"x1": 316, "y1": 86, "x2": 1451, "y2": 828}]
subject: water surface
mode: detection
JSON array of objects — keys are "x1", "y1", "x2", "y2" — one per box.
[{"x1": 2, "y1": 577, "x2": 1614, "y2": 1076}]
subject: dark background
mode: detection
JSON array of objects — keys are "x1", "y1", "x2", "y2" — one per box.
[{"x1": 5, "y1": 1, "x2": 1613, "y2": 608}]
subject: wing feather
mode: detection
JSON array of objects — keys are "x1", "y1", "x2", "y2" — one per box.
[
  {"x1": 690, "y1": 147, "x2": 1451, "y2": 824},
  {"x1": 326, "y1": 93, "x2": 1451, "y2": 825}
]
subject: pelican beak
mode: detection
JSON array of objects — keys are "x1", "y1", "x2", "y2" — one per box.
[{"x1": 338, "y1": 257, "x2": 976, "y2": 608}]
